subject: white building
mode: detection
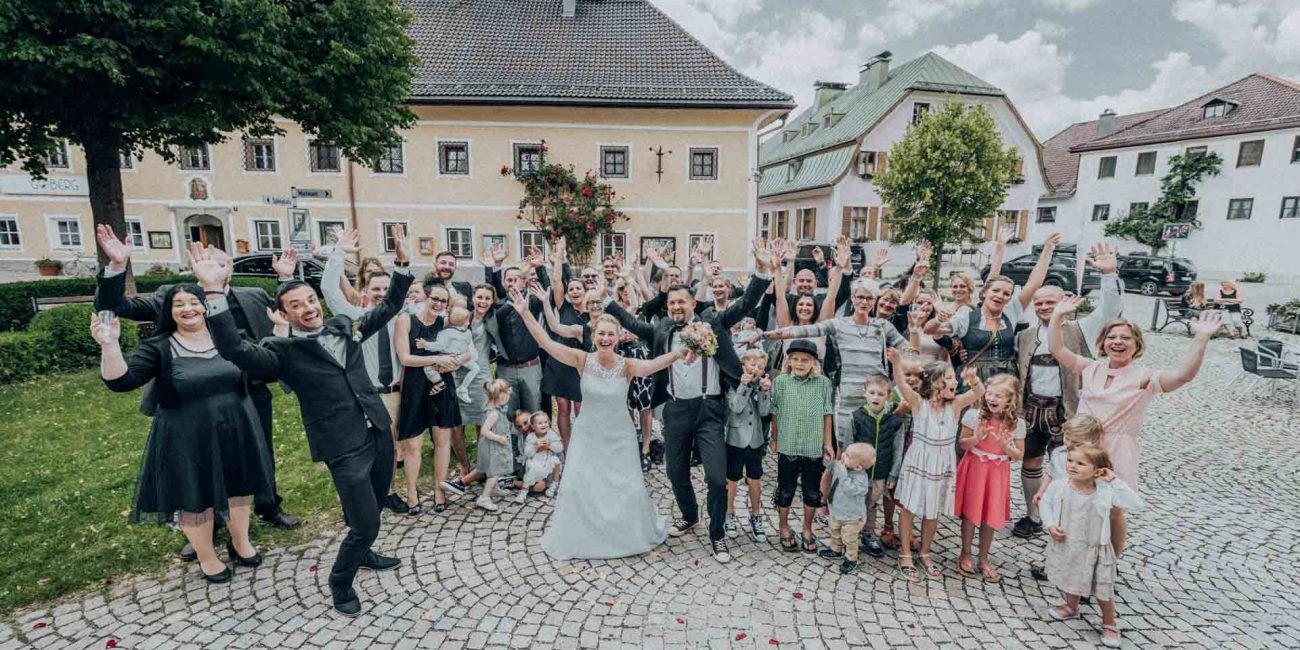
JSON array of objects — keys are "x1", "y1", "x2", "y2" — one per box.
[
  {"x1": 1033, "y1": 73, "x2": 1300, "y2": 280},
  {"x1": 756, "y1": 51, "x2": 1049, "y2": 263}
]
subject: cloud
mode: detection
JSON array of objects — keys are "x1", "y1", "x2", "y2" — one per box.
[
  {"x1": 735, "y1": 11, "x2": 863, "y2": 112},
  {"x1": 1038, "y1": 0, "x2": 1104, "y2": 11},
  {"x1": 1278, "y1": 9, "x2": 1300, "y2": 62}
]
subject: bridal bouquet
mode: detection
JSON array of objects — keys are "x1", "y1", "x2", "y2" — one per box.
[{"x1": 679, "y1": 322, "x2": 719, "y2": 357}]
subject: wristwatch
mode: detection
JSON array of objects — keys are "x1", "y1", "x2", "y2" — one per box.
[{"x1": 393, "y1": 260, "x2": 410, "y2": 268}]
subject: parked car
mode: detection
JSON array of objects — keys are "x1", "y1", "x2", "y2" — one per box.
[
  {"x1": 1117, "y1": 253, "x2": 1196, "y2": 296},
  {"x1": 793, "y1": 241, "x2": 867, "y2": 277},
  {"x1": 980, "y1": 244, "x2": 1101, "y2": 294},
  {"x1": 231, "y1": 252, "x2": 357, "y2": 293}
]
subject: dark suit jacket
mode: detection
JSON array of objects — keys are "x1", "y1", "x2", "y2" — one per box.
[
  {"x1": 94, "y1": 270, "x2": 277, "y2": 339},
  {"x1": 607, "y1": 274, "x2": 771, "y2": 408},
  {"x1": 209, "y1": 272, "x2": 412, "y2": 463}
]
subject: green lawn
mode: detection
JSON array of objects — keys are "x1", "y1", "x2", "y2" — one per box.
[{"x1": 0, "y1": 369, "x2": 474, "y2": 613}]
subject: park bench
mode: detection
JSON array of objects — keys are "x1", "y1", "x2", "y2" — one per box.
[{"x1": 31, "y1": 295, "x2": 94, "y2": 313}]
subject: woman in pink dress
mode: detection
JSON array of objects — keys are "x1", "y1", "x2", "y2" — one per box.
[
  {"x1": 1047, "y1": 296, "x2": 1219, "y2": 492},
  {"x1": 954, "y1": 374, "x2": 1026, "y2": 582}
]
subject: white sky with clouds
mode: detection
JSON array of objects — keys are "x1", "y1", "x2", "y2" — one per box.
[{"x1": 652, "y1": 0, "x2": 1300, "y2": 139}]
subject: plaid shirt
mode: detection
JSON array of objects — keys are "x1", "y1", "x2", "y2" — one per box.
[{"x1": 771, "y1": 373, "x2": 834, "y2": 458}]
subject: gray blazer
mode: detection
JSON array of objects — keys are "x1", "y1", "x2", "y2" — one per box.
[{"x1": 725, "y1": 382, "x2": 771, "y2": 449}]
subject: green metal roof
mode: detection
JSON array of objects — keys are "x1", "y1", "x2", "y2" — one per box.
[
  {"x1": 759, "y1": 52, "x2": 1003, "y2": 179},
  {"x1": 757, "y1": 145, "x2": 856, "y2": 197}
]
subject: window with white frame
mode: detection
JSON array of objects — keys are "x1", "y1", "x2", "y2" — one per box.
[
  {"x1": 439, "y1": 142, "x2": 469, "y2": 175},
  {"x1": 1226, "y1": 198, "x2": 1254, "y2": 220},
  {"x1": 514, "y1": 143, "x2": 543, "y2": 173},
  {"x1": 125, "y1": 219, "x2": 145, "y2": 247},
  {"x1": 797, "y1": 208, "x2": 817, "y2": 239},
  {"x1": 1203, "y1": 102, "x2": 1229, "y2": 119},
  {"x1": 445, "y1": 228, "x2": 473, "y2": 259},
  {"x1": 373, "y1": 143, "x2": 403, "y2": 174},
  {"x1": 243, "y1": 137, "x2": 276, "y2": 172},
  {"x1": 482, "y1": 234, "x2": 507, "y2": 258},
  {"x1": 687, "y1": 233, "x2": 715, "y2": 260},
  {"x1": 1091, "y1": 204, "x2": 1110, "y2": 222},
  {"x1": 1279, "y1": 197, "x2": 1298, "y2": 220},
  {"x1": 519, "y1": 230, "x2": 546, "y2": 258},
  {"x1": 1036, "y1": 206, "x2": 1057, "y2": 223},
  {"x1": 254, "y1": 220, "x2": 283, "y2": 250},
  {"x1": 601, "y1": 232, "x2": 627, "y2": 260},
  {"x1": 773, "y1": 210, "x2": 789, "y2": 239},
  {"x1": 179, "y1": 145, "x2": 210, "y2": 170},
  {"x1": 1237, "y1": 140, "x2": 1264, "y2": 167},
  {"x1": 600, "y1": 146, "x2": 628, "y2": 179},
  {"x1": 0, "y1": 215, "x2": 20, "y2": 249},
  {"x1": 911, "y1": 102, "x2": 931, "y2": 125},
  {"x1": 49, "y1": 217, "x2": 82, "y2": 249},
  {"x1": 310, "y1": 141, "x2": 341, "y2": 172},
  {"x1": 689, "y1": 147, "x2": 718, "y2": 180},
  {"x1": 44, "y1": 140, "x2": 70, "y2": 169},
  {"x1": 848, "y1": 207, "x2": 870, "y2": 241},
  {"x1": 857, "y1": 151, "x2": 879, "y2": 176},
  {"x1": 119, "y1": 151, "x2": 134, "y2": 170},
  {"x1": 758, "y1": 212, "x2": 771, "y2": 240},
  {"x1": 380, "y1": 221, "x2": 405, "y2": 252}
]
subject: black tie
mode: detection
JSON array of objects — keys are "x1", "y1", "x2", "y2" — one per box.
[{"x1": 377, "y1": 324, "x2": 393, "y2": 386}]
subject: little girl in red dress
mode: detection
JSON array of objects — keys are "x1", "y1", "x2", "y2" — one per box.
[{"x1": 954, "y1": 374, "x2": 1025, "y2": 582}]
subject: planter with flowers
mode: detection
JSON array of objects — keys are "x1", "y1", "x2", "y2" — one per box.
[
  {"x1": 504, "y1": 141, "x2": 628, "y2": 264},
  {"x1": 34, "y1": 258, "x2": 63, "y2": 277}
]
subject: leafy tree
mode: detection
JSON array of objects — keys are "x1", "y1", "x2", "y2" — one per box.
[
  {"x1": 0, "y1": 0, "x2": 418, "y2": 286},
  {"x1": 872, "y1": 101, "x2": 1020, "y2": 284},
  {"x1": 1104, "y1": 151, "x2": 1222, "y2": 253}
]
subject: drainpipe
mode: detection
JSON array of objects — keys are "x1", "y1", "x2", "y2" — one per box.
[{"x1": 346, "y1": 159, "x2": 361, "y2": 264}]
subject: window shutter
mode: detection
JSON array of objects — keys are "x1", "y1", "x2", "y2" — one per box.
[
  {"x1": 868, "y1": 207, "x2": 880, "y2": 241},
  {"x1": 983, "y1": 216, "x2": 996, "y2": 242},
  {"x1": 842, "y1": 206, "x2": 852, "y2": 237},
  {"x1": 878, "y1": 151, "x2": 888, "y2": 173},
  {"x1": 880, "y1": 206, "x2": 892, "y2": 241},
  {"x1": 1018, "y1": 210, "x2": 1029, "y2": 239}
]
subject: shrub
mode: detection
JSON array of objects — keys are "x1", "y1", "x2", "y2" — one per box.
[
  {"x1": 1239, "y1": 271, "x2": 1267, "y2": 283},
  {"x1": 0, "y1": 332, "x2": 60, "y2": 384},
  {"x1": 1, "y1": 304, "x2": 139, "y2": 384}
]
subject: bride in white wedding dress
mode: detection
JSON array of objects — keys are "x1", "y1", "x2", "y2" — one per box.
[{"x1": 508, "y1": 288, "x2": 690, "y2": 559}]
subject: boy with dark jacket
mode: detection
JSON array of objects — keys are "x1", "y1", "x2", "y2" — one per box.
[{"x1": 850, "y1": 373, "x2": 908, "y2": 558}]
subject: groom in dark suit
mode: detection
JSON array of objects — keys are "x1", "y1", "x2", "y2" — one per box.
[
  {"x1": 605, "y1": 242, "x2": 775, "y2": 563},
  {"x1": 197, "y1": 227, "x2": 433, "y2": 617}
]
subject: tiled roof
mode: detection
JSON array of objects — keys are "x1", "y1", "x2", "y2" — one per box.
[
  {"x1": 758, "y1": 52, "x2": 1002, "y2": 171},
  {"x1": 402, "y1": 0, "x2": 793, "y2": 108},
  {"x1": 1071, "y1": 73, "x2": 1300, "y2": 152},
  {"x1": 1040, "y1": 109, "x2": 1165, "y2": 197},
  {"x1": 757, "y1": 145, "x2": 856, "y2": 198}
]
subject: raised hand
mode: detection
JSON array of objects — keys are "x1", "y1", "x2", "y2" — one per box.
[
  {"x1": 528, "y1": 284, "x2": 549, "y2": 304},
  {"x1": 733, "y1": 329, "x2": 762, "y2": 346},
  {"x1": 1042, "y1": 232, "x2": 1062, "y2": 251},
  {"x1": 834, "y1": 236, "x2": 851, "y2": 269},
  {"x1": 1189, "y1": 311, "x2": 1222, "y2": 340},
  {"x1": 995, "y1": 225, "x2": 1014, "y2": 247},
  {"x1": 758, "y1": 375, "x2": 772, "y2": 392},
  {"x1": 271, "y1": 247, "x2": 299, "y2": 280},
  {"x1": 960, "y1": 365, "x2": 980, "y2": 387},
  {"x1": 1052, "y1": 294, "x2": 1085, "y2": 319},
  {"x1": 873, "y1": 248, "x2": 890, "y2": 271},
  {"x1": 389, "y1": 224, "x2": 410, "y2": 262},
  {"x1": 811, "y1": 245, "x2": 825, "y2": 266},
  {"x1": 750, "y1": 239, "x2": 772, "y2": 273},
  {"x1": 779, "y1": 239, "x2": 795, "y2": 265},
  {"x1": 525, "y1": 246, "x2": 544, "y2": 268},
  {"x1": 885, "y1": 346, "x2": 902, "y2": 365},
  {"x1": 95, "y1": 224, "x2": 133, "y2": 270},
  {"x1": 89, "y1": 311, "x2": 120, "y2": 347},
  {"x1": 690, "y1": 240, "x2": 705, "y2": 267},
  {"x1": 908, "y1": 308, "x2": 926, "y2": 328},
  {"x1": 1087, "y1": 242, "x2": 1118, "y2": 275},
  {"x1": 914, "y1": 242, "x2": 932, "y2": 279},
  {"x1": 187, "y1": 243, "x2": 228, "y2": 291},
  {"x1": 507, "y1": 287, "x2": 529, "y2": 314},
  {"x1": 937, "y1": 306, "x2": 955, "y2": 324},
  {"x1": 492, "y1": 242, "x2": 509, "y2": 266}
]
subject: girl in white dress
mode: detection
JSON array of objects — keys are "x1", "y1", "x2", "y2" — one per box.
[
  {"x1": 507, "y1": 288, "x2": 688, "y2": 560},
  {"x1": 887, "y1": 347, "x2": 983, "y2": 581}
]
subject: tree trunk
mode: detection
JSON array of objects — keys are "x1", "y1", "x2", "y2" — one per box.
[
  {"x1": 80, "y1": 131, "x2": 134, "y2": 293},
  {"x1": 930, "y1": 238, "x2": 942, "y2": 288}
]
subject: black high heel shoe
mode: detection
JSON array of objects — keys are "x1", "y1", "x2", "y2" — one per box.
[
  {"x1": 201, "y1": 563, "x2": 234, "y2": 584},
  {"x1": 226, "y1": 541, "x2": 263, "y2": 567}
]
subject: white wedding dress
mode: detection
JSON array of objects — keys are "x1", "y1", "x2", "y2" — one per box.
[{"x1": 540, "y1": 354, "x2": 667, "y2": 560}]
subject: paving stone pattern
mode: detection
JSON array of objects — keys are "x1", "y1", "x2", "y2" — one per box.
[{"x1": 3, "y1": 334, "x2": 1299, "y2": 649}]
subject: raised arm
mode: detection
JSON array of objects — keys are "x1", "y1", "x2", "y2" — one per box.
[
  {"x1": 535, "y1": 286, "x2": 584, "y2": 340},
  {"x1": 189, "y1": 244, "x2": 284, "y2": 379},
  {"x1": 551, "y1": 238, "x2": 567, "y2": 309},
  {"x1": 775, "y1": 264, "x2": 793, "y2": 328},
  {"x1": 508, "y1": 288, "x2": 585, "y2": 370},
  {"x1": 1018, "y1": 232, "x2": 1061, "y2": 310},
  {"x1": 988, "y1": 226, "x2": 1010, "y2": 278},
  {"x1": 716, "y1": 240, "x2": 773, "y2": 328},
  {"x1": 953, "y1": 366, "x2": 985, "y2": 411},
  {"x1": 899, "y1": 242, "x2": 931, "y2": 306},
  {"x1": 625, "y1": 346, "x2": 689, "y2": 378},
  {"x1": 1077, "y1": 243, "x2": 1123, "y2": 347},
  {"x1": 604, "y1": 295, "x2": 655, "y2": 342},
  {"x1": 92, "y1": 313, "x2": 156, "y2": 390},
  {"x1": 320, "y1": 235, "x2": 366, "y2": 320},
  {"x1": 1047, "y1": 295, "x2": 1090, "y2": 373},
  {"x1": 93, "y1": 225, "x2": 164, "y2": 321},
  {"x1": 820, "y1": 237, "x2": 852, "y2": 322},
  {"x1": 762, "y1": 319, "x2": 835, "y2": 342},
  {"x1": 1156, "y1": 312, "x2": 1219, "y2": 392},
  {"x1": 886, "y1": 347, "x2": 921, "y2": 411},
  {"x1": 356, "y1": 226, "x2": 412, "y2": 341}
]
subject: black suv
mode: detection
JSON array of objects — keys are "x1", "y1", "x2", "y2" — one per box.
[
  {"x1": 1116, "y1": 254, "x2": 1196, "y2": 296},
  {"x1": 231, "y1": 252, "x2": 357, "y2": 293},
  {"x1": 980, "y1": 244, "x2": 1101, "y2": 294},
  {"x1": 793, "y1": 241, "x2": 867, "y2": 276}
]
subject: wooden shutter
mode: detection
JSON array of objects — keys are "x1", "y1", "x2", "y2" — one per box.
[
  {"x1": 842, "y1": 206, "x2": 852, "y2": 237},
  {"x1": 878, "y1": 151, "x2": 888, "y2": 173},
  {"x1": 1018, "y1": 209, "x2": 1029, "y2": 239},
  {"x1": 868, "y1": 207, "x2": 880, "y2": 241},
  {"x1": 881, "y1": 206, "x2": 892, "y2": 241},
  {"x1": 983, "y1": 216, "x2": 996, "y2": 242}
]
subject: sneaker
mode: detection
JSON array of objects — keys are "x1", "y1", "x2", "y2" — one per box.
[
  {"x1": 724, "y1": 514, "x2": 739, "y2": 539},
  {"x1": 863, "y1": 534, "x2": 885, "y2": 559},
  {"x1": 711, "y1": 538, "x2": 732, "y2": 564},
  {"x1": 476, "y1": 495, "x2": 498, "y2": 511},
  {"x1": 1030, "y1": 565, "x2": 1048, "y2": 581},
  {"x1": 1012, "y1": 517, "x2": 1043, "y2": 539},
  {"x1": 640, "y1": 453, "x2": 652, "y2": 473},
  {"x1": 668, "y1": 519, "x2": 698, "y2": 538},
  {"x1": 839, "y1": 559, "x2": 860, "y2": 575},
  {"x1": 544, "y1": 483, "x2": 557, "y2": 498},
  {"x1": 441, "y1": 478, "x2": 467, "y2": 497},
  {"x1": 514, "y1": 490, "x2": 527, "y2": 505},
  {"x1": 749, "y1": 516, "x2": 767, "y2": 543},
  {"x1": 818, "y1": 548, "x2": 844, "y2": 560}
]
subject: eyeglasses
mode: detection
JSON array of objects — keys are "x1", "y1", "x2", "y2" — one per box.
[
  {"x1": 429, "y1": 297, "x2": 448, "y2": 304},
  {"x1": 581, "y1": 274, "x2": 598, "y2": 279}
]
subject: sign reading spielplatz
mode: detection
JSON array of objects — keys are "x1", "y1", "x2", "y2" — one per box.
[{"x1": 0, "y1": 174, "x2": 89, "y2": 196}]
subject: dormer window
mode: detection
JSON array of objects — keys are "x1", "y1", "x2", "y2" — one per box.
[
  {"x1": 802, "y1": 122, "x2": 819, "y2": 136},
  {"x1": 823, "y1": 111, "x2": 845, "y2": 128},
  {"x1": 1202, "y1": 98, "x2": 1236, "y2": 119},
  {"x1": 782, "y1": 130, "x2": 799, "y2": 143},
  {"x1": 786, "y1": 160, "x2": 802, "y2": 182},
  {"x1": 857, "y1": 151, "x2": 879, "y2": 177}
]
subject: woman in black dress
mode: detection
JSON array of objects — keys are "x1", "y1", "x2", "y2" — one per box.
[
  {"x1": 93, "y1": 284, "x2": 274, "y2": 583},
  {"x1": 395, "y1": 283, "x2": 464, "y2": 514},
  {"x1": 545, "y1": 241, "x2": 591, "y2": 448}
]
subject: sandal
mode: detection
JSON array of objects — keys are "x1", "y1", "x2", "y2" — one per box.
[
  {"x1": 1046, "y1": 605, "x2": 1080, "y2": 621},
  {"x1": 978, "y1": 562, "x2": 1002, "y2": 583},
  {"x1": 897, "y1": 554, "x2": 920, "y2": 582},
  {"x1": 800, "y1": 534, "x2": 817, "y2": 553},
  {"x1": 919, "y1": 553, "x2": 942, "y2": 577},
  {"x1": 431, "y1": 500, "x2": 447, "y2": 513},
  {"x1": 780, "y1": 531, "x2": 799, "y2": 552},
  {"x1": 1100, "y1": 622, "x2": 1122, "y2": 648},
  {"x1": 958, "y1": 557, "x2": 977, "y2": 578}
]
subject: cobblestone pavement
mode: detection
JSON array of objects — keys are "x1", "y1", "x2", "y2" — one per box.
[{"x1": 4, "y1": 333, "x2": 1299, "y2": 649}]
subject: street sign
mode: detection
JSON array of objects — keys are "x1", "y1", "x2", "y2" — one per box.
[
  {"x1": 1162, "y1": 222, "x2": 1192, "y2": 240},
  {"x1": 262, "y1": 195, "x2": 293, "y2": 206},
  {"x1": 292, "y1": 188, "x2": 332, "y2": 199}
]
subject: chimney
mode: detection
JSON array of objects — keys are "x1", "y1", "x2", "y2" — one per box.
[
  {"x1": 562, "y1": 0, "x2": 576, "y2": 18},
  {"x1": 1097, "y1": 109, "x2": 1117, "y2": 137},
  {"x1": 858, "y1": 51, "x2": 892, "y2": 91},
  {"x1": 813, "y1": 81, "x2": 848, "y2": 109}
]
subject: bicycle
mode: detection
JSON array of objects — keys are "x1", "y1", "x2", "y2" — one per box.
[{"x1": 62, "y1": 251, "x2": 97, "y2": 277}]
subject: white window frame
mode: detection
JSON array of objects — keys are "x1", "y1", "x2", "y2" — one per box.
[
  {"x1": 517, "y1": 229, "x2": 547, "y2": 260},
  {"x1": 119, "y1": 151, "x2": 136, "y2": 172},
  {"x1": 758, "y1": 212, "x2": 771, "y2": 240},
  {"x1": 1280, "y1": 196, "x2": 1299, "y2": 220},
  {"x1": 314, "y1": 219, "x2": 347, "y2": 246},
  {"x1": 848, "y1": 207, "x2": 871, "y2": 241},
  {"x1": 436, "y1": 138, "x2": 472, "y2": 178},
  {"x1": 178, "y1": 144, "x2": 211, "y2": 171},
  {"x1": 1204, "y1": 103, "x2": 1227, "y2": 119},
  {"x1": 639, "y1": 236, "x2": 677, "y2": 264},
  {"x1": 0, "y1": 214, "x2": 22, "y2": 251},
  {"x1": 125, "y1": 217, "x2": 145, "y2": 248},
  {"x1": 600, "y1": 231, "x2": 628, "y2": 261},
  {"x1": 242, "y1": 136, "x2": 278, "y2": 174},
  {"x1": 443, "y1": 226, "x2": 475, "y2": 259},
  {"x1": 597, "y1": 143, "x2": 631, "y2": 181},
  {"x1": 378, "y1": 219, "x2": 410, "y2": 253},
  {"x1": 1090, "y1": 204, "x2": 1110, "y2": 222},
  {"x1": 307, "y1": 140, "x2": 343, "y2": 175},
  {"x1": 686, "y1": 232, "x2": 717, "y2": 261},
  {"x1": 45, "y1": 214, "x2": 84, "y2": 251},
  {"x1": 686, "y1": 146, "x2": 720, "y2": 182},
  {"x1": 251, "y1": 219, "x2": 284, "y2": 252},
  {"x1": 45, "y1": 140, "x2": 72, "y2": 171},
  {"x1": 512, "y1": 142, "x2": 544, "y2": 174},
  {"x1": 371, "y1": 140, "x2": 406, "y2": 176}
]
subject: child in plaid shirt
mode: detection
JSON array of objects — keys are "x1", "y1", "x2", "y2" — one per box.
[{"x1": 770, "y1": 339, "x2": 834, "y2": 554}]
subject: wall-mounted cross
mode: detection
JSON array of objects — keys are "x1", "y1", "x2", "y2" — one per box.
[{"x1": 649, "y1": 146, "x2": 673, "y2": 183}]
